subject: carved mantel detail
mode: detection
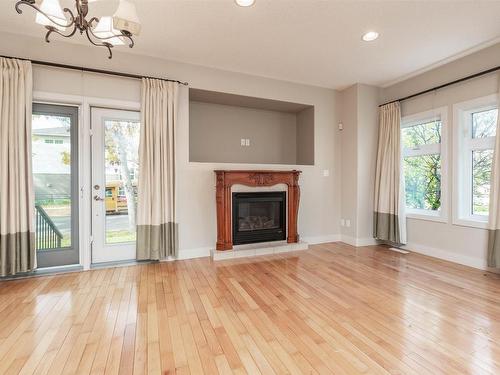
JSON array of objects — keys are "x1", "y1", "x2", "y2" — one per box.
[
  {"x1": 248, "y1": 173, "x2": 275, "y2": 186},
  {"x1": 214, "y1": 170, "x2": 302, "y2": 251}
]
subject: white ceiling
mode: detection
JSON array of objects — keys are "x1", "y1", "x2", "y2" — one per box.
[{"x1": 2, "y1": 0, "x2": 500, "y2": 89}]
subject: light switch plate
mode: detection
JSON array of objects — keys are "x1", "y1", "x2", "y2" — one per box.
[
  {"x1": 323, "y1": 169, "x2": 329, "y2": 177},
  {"x1": 241, "y1": 138, "x2": 246, "y2": 146},
  {"x1": 245, "y1": 139, "x2": 250, "y2": 146},
  {"x1": 345, "y1": 219, "x2": 351, "y2": 227}
]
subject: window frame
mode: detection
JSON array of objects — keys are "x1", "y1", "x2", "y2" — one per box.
[
  {"x1": 401, "y1": 107, "x2": 449, "y2": 223},
  {"x1": 453, "y1": 94, "x2": 498, "y2": 229}
]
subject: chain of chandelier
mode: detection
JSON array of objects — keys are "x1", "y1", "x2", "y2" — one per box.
[{"x1": 15, "y1": 0, "x2": 141, "y2": 59}]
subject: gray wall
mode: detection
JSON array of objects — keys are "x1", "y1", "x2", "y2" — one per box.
[
  {"x1": 339, "y1": 84, "x2": 379, "y2": 243},
  {"x1": 296, "y1": 107, "x2": 315, "y2": 165},
  {"x1": 339, "y1": 85, "x2": 358, "y2": 238},
  {"x1": 189, "y1": 101, "x2": 298, "y2": 165},
  {"x1": 356, "y1": 84, "x2": 380, "y2": 241}
]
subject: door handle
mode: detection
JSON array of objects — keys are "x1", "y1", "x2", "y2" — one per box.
[{"x1": 94, "y1": 195, "x2": 104, "y2": 201}]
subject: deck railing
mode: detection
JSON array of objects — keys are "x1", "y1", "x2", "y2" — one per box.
[{"x1": 35, "y1": 205, "x2": 63, "y2": 250}]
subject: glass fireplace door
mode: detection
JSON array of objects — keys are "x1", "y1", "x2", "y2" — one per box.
[{"x1": 232, "y1": 192, "x2": 286, "y2": 245}]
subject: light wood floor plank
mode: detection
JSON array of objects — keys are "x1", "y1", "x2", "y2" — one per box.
[{"x1": 0, "y1": 243, "x2": 499, "y2": 374}]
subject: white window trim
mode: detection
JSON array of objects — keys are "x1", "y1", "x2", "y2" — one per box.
[
  {"x1": 401, "y1": 107, "x2": 449, "y2": 223},
  {"x1": 453, "y1": 94, "x2": 498, "y2": 229}
]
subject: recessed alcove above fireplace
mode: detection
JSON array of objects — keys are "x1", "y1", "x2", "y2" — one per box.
[{"x1": 190, "y1": 88, "x2": 314, "y2": 165}]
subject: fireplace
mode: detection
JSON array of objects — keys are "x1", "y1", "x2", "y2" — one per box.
[
  {"x1": 232, "y1": 192, "x2": 286, "y2": 245},
  {"x1": 215, "y1": 170, "x2": 300, "y2": 250}
]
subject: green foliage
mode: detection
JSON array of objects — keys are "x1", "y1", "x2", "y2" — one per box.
[
  {"x1": 402, "y1": 120, "x2": 442, "y2": 211},
  {"x1": 404, "y1": 154, "x2": 441, "y2": 210},
  {"x1": 60, "y1": 150, "x2": 71, "y2": 165}
]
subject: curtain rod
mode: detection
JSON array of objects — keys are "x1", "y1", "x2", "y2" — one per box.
[
  {"x1": 0, "y1": 54, "x2": 189, "y2": 86},
  {"x1": 379, "y1": 65, "x2": 500, "y2": 107}
]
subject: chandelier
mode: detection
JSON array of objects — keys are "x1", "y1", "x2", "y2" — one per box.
[{"x1": 15, "y1": 0, "x2": 141, "y2": 59}]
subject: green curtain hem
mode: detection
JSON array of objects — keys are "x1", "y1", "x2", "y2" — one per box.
[
  {"x1": 373, "y1": 211, "x2": 402, "y2": 245},
  {"x1": 136, "y1": 223, "x2": 178, "y2": 260},
  {"x1": 487, "y1": 229, "x2": 500, "y2": 268},
  {"x1": 0, "y1": 231, "x2": 36, "y2": 277}
]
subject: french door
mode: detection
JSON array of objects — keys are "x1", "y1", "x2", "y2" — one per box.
[
  {"x1": 91, "y1": 107, "x2": 140, "y2": 263},
  {"x1": 32, "y1": 103, "x2": 79, "y2": 267}
]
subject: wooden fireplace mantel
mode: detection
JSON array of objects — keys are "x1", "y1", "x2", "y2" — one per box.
[{"x1": 215, "y1": 170, "x2": 301, "y2": 251}]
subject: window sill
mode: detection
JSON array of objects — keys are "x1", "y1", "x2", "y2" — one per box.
[
  {"x1": 406, "y1": 210, "x2": 448, "y2": 223},
  {"x1": 452, "y1": 217, "x2": 489, "y2": 230}
]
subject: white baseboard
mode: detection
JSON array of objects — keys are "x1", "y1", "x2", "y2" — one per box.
[
  {"x1": 176, "y1": 247, "x2": 211, "y2": 260},
  {"x1": 301, "y1": 234, "x2": 341, "y2": 244},
  {"x1": 340, "y1": 235, "x2": 378, "y2": 247},
  {"x1": 402, "y1": 242, "x2": 487, "y2": 270}
]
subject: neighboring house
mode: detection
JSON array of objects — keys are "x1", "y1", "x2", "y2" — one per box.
[{"x1": 32, "y1": 126, "x2": 71, "y2": 202}]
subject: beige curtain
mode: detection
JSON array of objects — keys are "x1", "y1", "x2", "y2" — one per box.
[
  {"x1": 487, "y1": 73, "x2": 500, "y2": 268},
  {"x1": 136, "y1": 78, "x2": 179, "y2": 260},
  {"x1": 373, "y1": 102, "x2": 407, "y2": 244},
  {"x1": 0, "y1": 58, "x2": 35, "y2": 276}
]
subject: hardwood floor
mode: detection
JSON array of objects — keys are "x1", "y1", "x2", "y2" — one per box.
[{"x1": 0, "y1": 242, "x2": 499, "y2": 375}]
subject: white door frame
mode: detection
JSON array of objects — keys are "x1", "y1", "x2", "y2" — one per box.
[
  {"x1": 33, "y1": 91, "x2": 140, "y2": 270},
  {"x1": 90, "y1": 107, "x2": 140, "y2": 263}
]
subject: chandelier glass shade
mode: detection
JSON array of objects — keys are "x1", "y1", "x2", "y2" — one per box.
[{"x1": 15, "y1": 0, "x2": 141, "y2": 59}]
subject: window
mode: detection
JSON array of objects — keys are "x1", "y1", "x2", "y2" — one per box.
[
  {"x1": 401, "y1": 107, "x2": 448, "y2": 221},
  {"x1": 44, "y1": 139, "x2": 54, "y2": 144},
  {"x1": 54, "y1": 139, "x2": 64, "y2": 144},
  {"x1": 454, "y1": 95, "x2": 498, "y2": 227}
]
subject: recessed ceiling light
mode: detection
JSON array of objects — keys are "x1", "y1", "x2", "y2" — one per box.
[
  {"x1": 362, "y1": 31, "x2": 379, "y2": 42},
  {"x1": 235, "y1": 0, "x2": 255, "y2": 7}
]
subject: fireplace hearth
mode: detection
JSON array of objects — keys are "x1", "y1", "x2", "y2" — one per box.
[{"x1": 232, "y1": 192, "x2": 286, "y2": 245}]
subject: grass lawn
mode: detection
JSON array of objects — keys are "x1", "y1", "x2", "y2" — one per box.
[{"x1": 106, "y1": 230, "x2": 136, "y2": 244}]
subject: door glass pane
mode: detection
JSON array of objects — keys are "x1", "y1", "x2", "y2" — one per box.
[
  {"x1": 104, "y1": 120, "x2": 140, "y2": 244},
  {"x1": 472, "y1": 149, "x2": 493, "y2": 216},
  {"x1": 32, "y1": 113, "x2": 72, "y2": 250},
  {"x1": 403, "y1": 154, "x2": 441, "y2": 211}
]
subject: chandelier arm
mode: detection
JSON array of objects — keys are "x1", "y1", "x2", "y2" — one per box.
[
  {"x1": 85, "y1": 28, "x2": 114, "y2": 59},
  {"x1": 62, "y1": 8, "x2": 76, "y2": 24},
  {"x1": 15, "y1": 0, "x2": 74, "y2": 28},
  {"x1": 120, "y1": 31, "x2": 135, "y2": 49},
  {"x1": 86, "y1": 25, "x2": 134, "y2": 49},
  {"x1": 87, "y1": 16, "x2": 99, "y2": 28},
  {"x1": 45, "y1": 24, "x2": 78, "y2": 43}
]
